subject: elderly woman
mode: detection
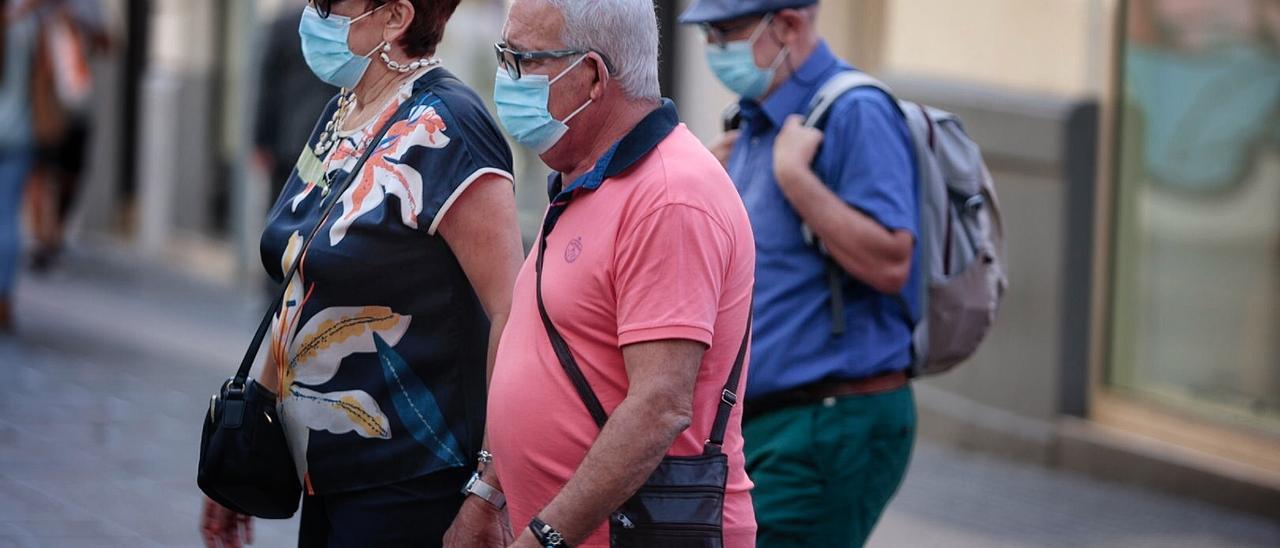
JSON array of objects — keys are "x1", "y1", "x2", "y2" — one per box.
[{"x1": 201, "y1": 1, "x2": 522, "y2": 546}]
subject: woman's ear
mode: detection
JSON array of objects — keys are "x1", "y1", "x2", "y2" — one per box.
[{"x1": 382, "y1": 0, "x2": 415, "y2": 46}]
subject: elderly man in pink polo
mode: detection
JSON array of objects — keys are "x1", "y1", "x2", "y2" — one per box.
[{"x1": 442, "y1": 0, "x2": 758, "y2": 547}]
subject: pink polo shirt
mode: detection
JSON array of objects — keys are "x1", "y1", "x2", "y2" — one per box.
[{"x1": 488, "y1": 116, "x2": 756, "y2": 547}]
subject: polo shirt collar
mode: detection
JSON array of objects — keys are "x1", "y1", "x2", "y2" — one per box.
[
  {"x1": 547, "y1": 99, "x2": 680, "y2": 201},
  {"x1": 752, "y1": 40, "x2": 842, "y2": 128}
]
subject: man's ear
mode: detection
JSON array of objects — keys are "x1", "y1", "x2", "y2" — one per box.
[
  {"x1": 771, "y1": 8, "x2": 809, "y2": 45},
  {"x1": 587, "y1": 52, "x2": 611, "y2": 100}
]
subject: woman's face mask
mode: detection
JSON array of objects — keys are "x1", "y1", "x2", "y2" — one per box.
[
  {"x1": 705, "y1": 14, "x2": 788, "y2": 100},
  {"x1": 298, "y1": 3, "x2": 386, "y2": 89},
  {"x1": 493, "y1": 54, "x2": 595, "y2": 154}
]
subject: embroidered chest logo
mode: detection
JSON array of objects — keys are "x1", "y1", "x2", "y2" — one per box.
[{"x1": 564, "y1": 237, "x2": 583, "y2": 263}]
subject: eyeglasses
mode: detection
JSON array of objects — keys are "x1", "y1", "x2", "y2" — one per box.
[
  {"x1": 701, "y1": 14, "x2": 773, "y2": 48},
  {"x1": 494, "y1": 42, "x2": 615, "y2": 80},
  {"x1": 309, "y1": 0, "x2": 368, "y2": 18},
  {"x1": 309, "y1": 0, "x2": 335, "y2": 18}
]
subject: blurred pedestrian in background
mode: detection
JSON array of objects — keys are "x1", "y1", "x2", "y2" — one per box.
[
  {"x1": 683, "y1": 0, "x2": 920, "y2": 545},
  {"x1": 0, "y1": 0, "x2": 39, "y2": 332},
  {"x1": 1, "y1": 0, "x2": 8, "y2": 69},
  {"x1": 200, "y1": 0, "x2": 522, "y2": 546},
  {"x1": 26, "y1": 0, "x2": 109, "y2": 271},
  {"x1": 253, "y1": 0, "x2": 337, "y2": 203},
  {"x1": 475, "y1": 1, "x2": 758, "y2": 546}
]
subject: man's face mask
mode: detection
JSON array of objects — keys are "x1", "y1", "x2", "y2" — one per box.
[
  {"x1": 704, "y1": 14, "x2": 788, "y2": 100},
  {"x1": 493, "y1": 54, "x2": 595, "y2": 154}
]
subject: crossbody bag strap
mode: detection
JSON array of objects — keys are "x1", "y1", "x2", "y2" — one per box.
[
  {"x1": 229, "y1": 77, "x2": 450, "y2": 387},
  {"x1": 535, "y1": 202, "x2": 755, "y2": 438},
  {"x1": 535, "y1": 210, "x2": 610, "y2": 428},
  {"x1": 705, "y1": 304, "x2": 751, "y2": 453}
]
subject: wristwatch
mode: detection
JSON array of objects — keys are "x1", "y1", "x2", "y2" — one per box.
[
  {"x1": 461, "y1": 471, "x2": 506, "y2": 509},
  {"x1": 529, "y1": 516, "x2": 568, "y2": 547}
]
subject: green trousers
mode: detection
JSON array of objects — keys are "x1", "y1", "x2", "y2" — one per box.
[{"x1": 744, "y1": 385, "x2": 916, "y2": 547}]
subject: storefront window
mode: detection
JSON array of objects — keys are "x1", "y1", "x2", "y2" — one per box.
[{"x1": 1109, "y1": 0, "x2": 1280, "y2": 435}]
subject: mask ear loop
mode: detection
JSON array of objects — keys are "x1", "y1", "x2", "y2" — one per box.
[
  {"x1": 363, "y1": 40, "x2": 388, "y2": 60},
  {"x1": 349, "y1": 2, "x2": 388, "y2": 24},
  {"x1": 562, "y1": 97, "x2": 594, "y2": 124},
  {"x1": 351, "y1": 3, "x2": 390, "y2": 59},
  {"x1": 747, "y1": 13, "x2": 788, "y2": 72},
  {"x1": 553, "y1": 54, "x2": 607, "y2": 124},
  {"x1": 747, "y1": 13, "x2": 776, "y2": 45},
  {"x1": 549, "y1": 53, "x2": 590, "y2": 86}
]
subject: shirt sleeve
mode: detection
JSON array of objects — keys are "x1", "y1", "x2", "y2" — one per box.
[
  {"x1": 391, "y1": 90, "x2": 515, "y2": 235},
  {"x1": 819, "y1": 89, "x2": 918, "y2": 237},
  {"x1": 614, "y1": 203, "x2": 732, "y2": 347}
]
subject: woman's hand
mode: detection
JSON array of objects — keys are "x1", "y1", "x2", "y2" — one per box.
[
  {"x1": 443, "y1": 495, "x2": 513, "y2": 547},
  {"x1": 201, "y1": 497, "x2": 253, "y2": 548}
]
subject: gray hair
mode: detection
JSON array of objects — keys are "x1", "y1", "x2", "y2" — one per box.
[{"x1": 545, "y1": 0, "x2": 661, "y2": 100}]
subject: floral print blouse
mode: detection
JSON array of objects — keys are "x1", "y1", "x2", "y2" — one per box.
[{"x1": 259, "y1": 68, "x2": 513, "y2": 494}]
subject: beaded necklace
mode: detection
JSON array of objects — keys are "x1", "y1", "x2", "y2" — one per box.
[{"x1": 311, "y1": 57, "x2": 440, "y2": 160}]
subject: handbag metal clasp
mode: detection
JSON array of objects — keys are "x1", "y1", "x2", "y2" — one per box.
[{"x1": 208, "y1": 394, "x2": 219, "y2": 422}]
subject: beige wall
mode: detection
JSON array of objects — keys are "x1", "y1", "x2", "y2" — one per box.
[
  {"x1": 878, "y1": 0, "x2": 1112, "y2": 96},
  {"x1": 677, "y1": 0, "x2": 1117, "y2": 144}
]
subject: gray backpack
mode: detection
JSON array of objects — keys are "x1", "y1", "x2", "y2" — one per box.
[{"x1": 804, "y1": 72, "x2": 1008, "y2": 376}]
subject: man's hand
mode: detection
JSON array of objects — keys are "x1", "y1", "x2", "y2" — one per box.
[
  {"x1": 709, "y1": 129, "x2": 740, "y2": 169},
  {"x1": 201, "y1": 497, "x2": 253, "y2": 548},
  {"x1": 444, "y1": 495, "x2": 513, "y2": 548},
  {"x1": 766, "y1": 114, "x2": 915, "y2": 293},
  {"x1": 508, "y1": 530, "x2": 541, "y2": 548},
  {"x1": 772, "y1": 114, "x2": 825, "y2": 194}
]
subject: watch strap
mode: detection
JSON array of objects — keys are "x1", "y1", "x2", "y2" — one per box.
[
  {"x1": 462, "y1": 472, "x2": 506, "y2": 510},
  {"x1": 529, "y1": 516, "x2": 568, "y2": 547}
]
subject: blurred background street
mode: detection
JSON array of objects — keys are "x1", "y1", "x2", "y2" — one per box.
[{"x1": 1, "y1": 0, "x2": 1278, "y2": 546}]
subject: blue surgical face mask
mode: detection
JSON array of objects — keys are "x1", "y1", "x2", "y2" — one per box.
[
  {"x1": 298, "y1": 4, "x2": 385, "y2": 89},
  {"x1": 493, "y1": 55, "x2": 594, "y2": 154},
  {"x1": 706, "y1": 15, "x2": 788, "y2": 100}
]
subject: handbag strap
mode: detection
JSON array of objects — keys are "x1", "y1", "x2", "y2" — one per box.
[
  {"x1": 706, "y1": 305, "x2": 750, "y2": 452},
  {"x1": 534, "y1": 194, "x2": 753, "y2": 451},
  {"x1": 230, "y1": 71, "x2": 456, "y2": 388}
]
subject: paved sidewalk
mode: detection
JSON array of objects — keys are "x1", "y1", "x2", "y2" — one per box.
[{"x1": 1, "y1": 246, "x2": 1278, "y2": 547}]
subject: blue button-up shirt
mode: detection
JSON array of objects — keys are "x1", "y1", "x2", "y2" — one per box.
[{"x1": 727, "y1": 41, "x2": 919, "y2": 399}]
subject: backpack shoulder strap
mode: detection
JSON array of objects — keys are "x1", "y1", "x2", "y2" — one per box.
[
  {"x1": 801, "y1": 71, "x2": 897, "y2": 336},
  {"x1": 804, "y1": 71, "x2": 893, "y2": 129}
]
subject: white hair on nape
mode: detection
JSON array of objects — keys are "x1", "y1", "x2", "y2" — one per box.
[{"x1": 544, "y1": 0, "x2": 662, "y2": 101}]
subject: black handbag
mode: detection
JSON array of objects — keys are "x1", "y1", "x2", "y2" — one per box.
[
  {"x1": 197, "y1": 75, "x2": 449, "y2": 518},
  {"x1": 534, "y1": 198, "x2": 752, "y2": 547}
]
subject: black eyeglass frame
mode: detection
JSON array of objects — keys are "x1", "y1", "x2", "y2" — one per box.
[
  {"x1": 494, "y1": 43, "x2": 616, "y2": 80},
  {"x1": 310, "y1": 0, "x2": 383, "y2": 18}
]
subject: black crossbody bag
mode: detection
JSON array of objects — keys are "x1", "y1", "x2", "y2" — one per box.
[
  {"x1": 534, "y1": 197, "x2": 752, "y2": 547},
  {"x1": 197, "y1": 74, "x2": 449, "y2": 518}
]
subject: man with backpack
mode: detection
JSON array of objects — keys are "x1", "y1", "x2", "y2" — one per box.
[{"x1": 682, "y1": 1, "x2": 920, "y2": 545}]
